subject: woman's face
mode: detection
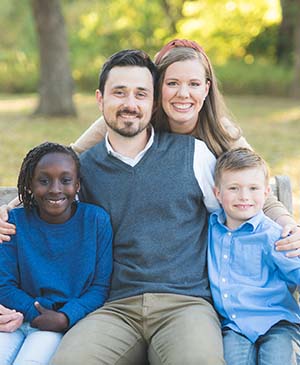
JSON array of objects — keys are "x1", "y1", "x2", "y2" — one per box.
[{"x1": 161, "y1": 59, "x2": 210, "y2": 134}]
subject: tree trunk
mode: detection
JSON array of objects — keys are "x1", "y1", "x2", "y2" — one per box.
[
  {"x1": 291, "y1": 1, "x2": 300, "y2": 98},
  {"x1": 160, "y1": 0, "x2": 185, "y2": 35},
  {"x1": 276, "y1": 0, "x2": 294, "y2": 64},
  {"x1": 31, "y1": 0, "x2": 76, "y2": 116}
]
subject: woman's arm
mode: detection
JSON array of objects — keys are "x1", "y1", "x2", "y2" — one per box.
[
  {"x1": 263, "y1": 192, "x2": 294, "y2": 223},
  {"x1": 70, "y1": 116, "x2": 107, "y2": 154},
  {"x1": 0, "y1": 199, "x2": 19, "y2": 242}
]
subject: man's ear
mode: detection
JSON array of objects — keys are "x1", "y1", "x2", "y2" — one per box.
[{"x1": 95, "y1": 89, "x2": 103, "y2": 112}]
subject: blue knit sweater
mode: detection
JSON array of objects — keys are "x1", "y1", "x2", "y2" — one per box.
[
  {"x1": 0, "y1": 202, "x2": 113, "y2": 328},
  {"x1": 80, "y1": 132, "x2": 211, "y2": 302}
]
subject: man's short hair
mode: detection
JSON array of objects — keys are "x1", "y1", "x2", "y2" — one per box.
[
  {"x1": 214, "y1": 148, "x2": 270, "y2": 187},
  {"x1": 98, "y1": 49, "x2": 157, "y2": 94}
]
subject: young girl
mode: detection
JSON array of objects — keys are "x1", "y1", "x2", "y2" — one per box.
[{"x1": 0, "y1": 142, "x2": 113, "y2": 365}]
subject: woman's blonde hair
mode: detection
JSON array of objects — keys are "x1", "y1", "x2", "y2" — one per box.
[{"x1": 152, "y1": 40, "x2": 241, "y2": 157}]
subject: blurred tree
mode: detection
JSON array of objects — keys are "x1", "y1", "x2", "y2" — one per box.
[
  {"x1": 0, "y1": 1, "x2": 37, "y2": 93},
  {"x1": 0, "y1": 0, "x2": 291, "y2": 96},
  {"x1": 176, "y1": 0, "x2": 279, "y2": 64},
  {"x1": 160, "y1": 0, "x2": 185, "y2": 34},
  {"x1": 245, "y1": 25, "x2": 278, "y2": 62},
  {"x1": 276, "y1": 0, "x2": 294, "y2": 64},
  {"x1": 277, "y1": 0, "x2": 300, "y2": 97},
  {"x1": 293, "y1": 5, "x2": 300, "y2": 97},
  {"x1": 31, "y1": 0, "x2": 76, "y2": 116},
  {"x1": 67, "y1": 0, "x2": 185, "y2": 89}
]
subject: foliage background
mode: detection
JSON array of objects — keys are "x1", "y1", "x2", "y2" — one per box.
[
  {"x1": 0, "y1": 0, "x2": 299, "y2": 217},
  {"x1": 0, "y1": 0, "x2": 293, "y2": 95}
]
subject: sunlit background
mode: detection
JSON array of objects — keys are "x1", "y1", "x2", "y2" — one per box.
[{"x1": 0, "y1": 0, "x2": 299, "y2": 218}]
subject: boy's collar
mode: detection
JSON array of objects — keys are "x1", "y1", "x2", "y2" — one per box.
[{"x1": 211, "y1": 209, "x2": 265, "y2": 232}]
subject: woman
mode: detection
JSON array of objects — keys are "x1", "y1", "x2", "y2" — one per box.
[{"x1": 70, "y1": 39, "x2": 299, "y2": 245}]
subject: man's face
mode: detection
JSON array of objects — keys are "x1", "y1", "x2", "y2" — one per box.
[{"x1": 96, "y1": 66, "x2": 154, "y2": 137}]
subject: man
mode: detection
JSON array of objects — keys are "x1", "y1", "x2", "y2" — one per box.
[{"x1": 50, "y1": 49, "x2": 224, "y2": 365}]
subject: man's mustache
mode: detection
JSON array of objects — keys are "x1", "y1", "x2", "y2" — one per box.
[{"x1": 117, "y1": 108, "x2": 142, "y2": 118}]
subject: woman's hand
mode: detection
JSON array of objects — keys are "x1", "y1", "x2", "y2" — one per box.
[{"x1": 275, "y1": 224, "x2": 300, "y2": 257}]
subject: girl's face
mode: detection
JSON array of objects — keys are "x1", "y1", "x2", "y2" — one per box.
[
  {"x1": 161, "y1": 59, "x2": 210, "y2": 134},
  {"x1": 31, "y1": 153, "x2": 80, "y2": 224}
]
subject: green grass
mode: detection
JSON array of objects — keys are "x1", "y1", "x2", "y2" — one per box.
[
  {"x1": 215, "y1": 61, "x2": 293, "y2": 96},
  {"x1": 0, "y1": 93, "x2": 299, "y2": 219}
]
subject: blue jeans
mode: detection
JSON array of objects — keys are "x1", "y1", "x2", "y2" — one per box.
[
  {"x1": 223, "y1": 321, "x2": 300, "y2": 365},
  {"x1": 0, "y1": 322, "x2": 63, "y2": 365}
]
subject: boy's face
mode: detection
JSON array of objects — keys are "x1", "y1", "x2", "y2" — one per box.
[
  {"x1": 214, "y1": 167, "x2": 270, "y2": 230},
  {"x1": 31, "y1": 153, "x2": 80, "y2": 224}
]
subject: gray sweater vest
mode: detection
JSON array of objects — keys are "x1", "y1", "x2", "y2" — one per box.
[{"x1": 80, "y1": 132, "x2": 211, "y2": 302}]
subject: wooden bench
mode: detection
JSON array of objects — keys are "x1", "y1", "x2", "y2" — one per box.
[
  {"x1": 271, "y1": 175, "x2": 293, "y2": 214},
  {"x1": 0, "y1": 187, "x2": 18, "y2": 206}
]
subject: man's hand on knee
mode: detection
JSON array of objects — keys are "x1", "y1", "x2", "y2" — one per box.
[
  {"x1": 0, "y1": 204, "x2": 16, "y2": 243},
  {"x1": 0, "y1": 305, "x2": 23, "y2": 332}
]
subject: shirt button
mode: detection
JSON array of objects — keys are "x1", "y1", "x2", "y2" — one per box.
[
  {"x1": 227, "y1": 232, "x2": 232, "y2": 236},
  {"x1": 222, "y1": 278, "x2": 226, "y2": 283},
  {"x1": 231, "y1": 314, "x2": 236, "y2": 319},
  {"x1": 223, "y1": 293, "x2": 228, "y2": 298},
  {"x1": 223, "y1": 254, "x2": 228, "y2": 259}
]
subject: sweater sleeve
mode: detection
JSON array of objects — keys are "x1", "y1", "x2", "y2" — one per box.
[
  {"x1": 223, "y1": 117, "x2": 293, "y2": 222},
  {"x1": 58, "y1": 212, "x2": 113, "y2": 328},
  {"x1": 70, "y1": 116, "x2": 107, "y2": 154},
  {"x1": 0, "y1": 239, "x2": 40, "y2": 322}
]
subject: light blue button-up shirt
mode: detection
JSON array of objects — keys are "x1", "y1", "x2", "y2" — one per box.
[{"x1": 208, "y1": 209, "x2": 300, "y2": 343}]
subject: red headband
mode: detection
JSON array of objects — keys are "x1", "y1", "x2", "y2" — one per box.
[{"x1": 154, "y1": 39, "x2": 206, "y2": 64}]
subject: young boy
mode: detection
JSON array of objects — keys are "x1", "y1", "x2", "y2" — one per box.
[{"x1": 208, "y1": 147, "x2": 300, "y2": 365}]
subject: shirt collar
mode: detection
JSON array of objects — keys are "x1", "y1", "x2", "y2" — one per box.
[
  {"x1": 211, "y1": 209, "x2": 265, "y2": 232},
  {"x1": 105, "y1": 125, "x2": 154, "y2": 167}
]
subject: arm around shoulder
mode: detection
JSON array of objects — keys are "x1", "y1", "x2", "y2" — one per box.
[
  {"x1": 0, "y1": 198, "x2": 19, "y2": 242},
  {"x1": 71, "y1": 116, "x2": 107, "y2": 154}
]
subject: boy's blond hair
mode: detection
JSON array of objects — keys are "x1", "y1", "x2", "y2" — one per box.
[{"x1": 214, "y1": 148, "x2": 270, "y2": 187}]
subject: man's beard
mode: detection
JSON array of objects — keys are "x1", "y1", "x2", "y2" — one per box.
[{"x1": 104, "y1": 109, "x2": 150, "y2": 137}]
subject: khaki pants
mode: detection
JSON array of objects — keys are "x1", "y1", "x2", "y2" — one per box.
[{"x1": 51, "y1": 293, "x2": 225, "y2": 365}]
